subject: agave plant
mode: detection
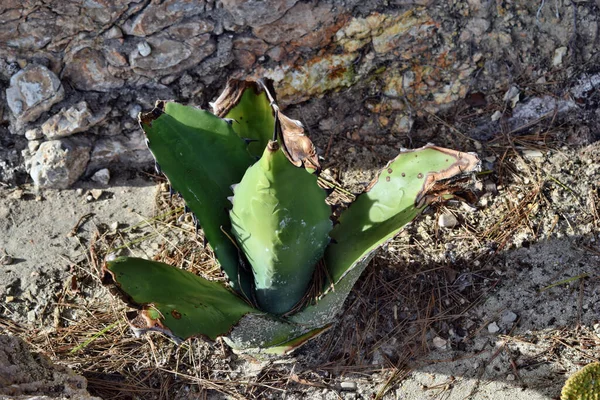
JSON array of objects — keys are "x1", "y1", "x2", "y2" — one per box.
[{"x1": 102, "y1": 79, "x2": 480, "y2": 355}]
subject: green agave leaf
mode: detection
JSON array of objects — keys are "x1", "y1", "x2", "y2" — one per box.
[
  {"x1": 103, "y1": 257, "x2": 257, "y2": 341},
  {"x1": 140, "y1": 101, "x2": 254, "y2": 295},
  {"x1": 225, "y1": 145, "x2": 478, "y2": 351},
  {"x1": 326, "y1": 144, "x2": 480, "y2": 283},
  {"x1": 212, "y1": 79, "x2": 320, "y2": 171},
  {"x1": 223, "y1": 313, "x2": 331, "y2": 355},
  {"x1": 230, "y1": 141, "x2": 332, "y2": 315},
  {"x1": 211, "y1": 79, "x2": 275, "y2": 158},
  {"x1": 290, "y1": 145, "x2": 480, "y2": 327}
]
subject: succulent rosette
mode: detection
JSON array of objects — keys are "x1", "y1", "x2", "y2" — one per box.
[{"x1": 102, "y1": 79, "x2": 480, "y2": 354}]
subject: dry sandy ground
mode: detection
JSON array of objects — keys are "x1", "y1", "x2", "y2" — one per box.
[{"x1": 1, "y1": 124, "x2": 599, "y2": 399}]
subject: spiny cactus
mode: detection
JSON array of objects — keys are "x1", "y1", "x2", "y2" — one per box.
[
  {"x1": 561, "y1": 363, "x2": 600, "y2": 400},
  {"x1": 102, "y1": 78, "x2": 480, "y2": 354}
]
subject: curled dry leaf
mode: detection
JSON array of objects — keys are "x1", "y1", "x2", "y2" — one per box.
[{"x1": 212, "y1": 78, "x2": 320, "y2": 171}]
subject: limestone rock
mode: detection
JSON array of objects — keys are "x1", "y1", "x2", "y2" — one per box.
[
  {"x1": 86, "y1": 130, "x2": 154, "y2": 173},
  {"x1": 3, "y1": 8, "x2": 55, "y2": 50},
  {"x1": 0, "y1": 334, "x2": 100, "y2": 399},
  {"x1": 124, "y1": 0, "x2": 206, "y2": 36},
  {"x1": 41, "y1": 101, "x2": 109, "y2": 139},
  {"x1": 5, "y1": 64, "x2": 64, "y2": 124},
  {"x1": 130, "y1": 34, "x2": 216, "y2": 77},
  {"x1": 30, "y1": 138, "x2": 91, "y2": 189},
  {"x1": 63, "y1": 47, "x2": 125, "y2": 92},
  {"x1": 167, "y1": 20, "x2": 215, "y2": 40},
  {"x1": 222, "y1": 0, "x2": 298, "y2": 28},
  {"x1": 25, "y1": 128, "x2": 43, "y2": 141},
  {"x1": 90, "y1": 168, "x2": 111, "y2": 185},
  {"x1": 253, "y1": 2, "x2": 335, "y2": 45}
]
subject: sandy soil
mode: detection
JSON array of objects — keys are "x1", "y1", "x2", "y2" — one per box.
[{"x1": 1, "y1": 104, "x2": 599, "y2": 399}]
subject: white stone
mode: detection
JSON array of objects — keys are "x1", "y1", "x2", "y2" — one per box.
[
  {"x1": 90, "y1": 168, "x2": 110, "y2": 185},
  {"x1": 42, "y1": 101, "x2": 108, "y2": 139},
  {"x1": 137, "y1": 41, "x2": 152, "y2": 57},
  {"x1": 491, "y1": 110, "x2": 502, "y2": 121},
  {"x1": 438, "y1": 213, "x2": 458, "y2": 228},
  {"x1": 522, "y1": 149, "x2": 544, "y2": 158},
  {"x1": 433, "y1": 336, "x2": 447, "y2": 349},
  {"x1": 5, "y1": 64, "x2": 64, "y2": 124},
  {"x1": 25, "y1": 128, "x2": 43, "y2": 140},
  {"x1": 501, "y1": 310, "x2": 518, "y2": 324},
  {"x1": 553, "y1": 46, "x2": 568, "y2": 67},
  {"x1": 487, "y1": 322, "x2": 500, "y2": 333},
  {"x1": 90, "y1": 189, "x2": 103, "y2": 200},
  {"x1": 28, "y1": 140, "x2": 41, "y2": 152},
  {"x1": 129, "y1": 104, "x2": 142, "y2": 120},
  {"x1": 340, "y1": 381, "x2": 357, "y2": 391},
  {"x1": 30, "y1": 138, "x2": 91, "y2": 189}
]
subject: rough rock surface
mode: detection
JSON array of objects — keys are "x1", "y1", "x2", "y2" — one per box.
[
  {"x1": 0, "y1": 0, "x2": 599, "y2": 187},
  {"x1": 29, "y1": 138, "x2": 91, "y2": 189},
  {"x1": 41, "y1": 101, "x2": 108, "y2": 140},
  {"x1": 5, "y1": 65, "x2": 64, "y2": 125},
  {"x1": 0, "y1": 334, "x2": 100, "y2": 399}
]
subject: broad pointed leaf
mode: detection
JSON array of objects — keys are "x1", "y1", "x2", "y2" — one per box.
[
  {"x1": 103, "y1": 257, "x2": 258, "y2": 341},
  {"x1": 326, "y1": 144, "x2": 480, "y2": 283},
  {"x1": 290, "y1": 145, "x2": 480, "y2": 326},
  {"x1": 229, "y1": 141, "x2": 332, "y2": 315},
  {"x1": 139, "y1": 102, "x2": 254, "y2": 295},
  {"x1": 212, "y1": 79, "x2": 320, "y2": 170},
  {"x1": 211, "y1": 80, "x2": 275, "y2": 158}
]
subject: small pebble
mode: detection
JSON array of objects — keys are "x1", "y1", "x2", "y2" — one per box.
[
  {"x1": 76, "y1": 188, "x2": 84, "y2": 196},
  {"x1": 506, "y1": 374, "x2": 516, "y2": 381},
  {"x1": 27, "y1": 310, "x2": 36, "y2": 323},
  {"x1": 501, "y1": 310, "x2": 518, "y2": 324},
  {"x1": 5, "y1": 296, "x2": 14, "y2": 303},
  {"x1": 129, "y1": 104, "x2": 142, "y2": 120},
  {"x1": 10, "y1": 189, "x2": 24, "y2": 200},
  {"x1": 25, "y1": 128, "x2": 42, "y2": 140},
  {"x1": 90, "y1": 189, "x2": 103, "y2": 200},
  {"x1": 488, "y1": 322, "x2": 500, "y2": 333},
  {"x1": 91, "y1": 168, "x2": 111, "y2": 185},
  {"x1": 438, "y1": 213, "x2": 458, "y2": 228},
  {"x1": 138, "y1": 41, "x2": 151, "y2": 57},
  {"x1": 491, "y1": 110, "x2": 502, "y2": 121},
  {"x1": 433, "y1": 336, "x2": 447, "y2": 349},
  {"x1": 340, "y1": 381, "x2": 357, "y2": 391},
  {"x1": 461, "y1": 202, "x2": 478, "y2": 213},
  {"x1": 522, "y1": 149, "x2": 543, "y2": 158},
  {"x1": 109, "y1": 221, "x2": 119, "y2": 231},
  {"x1": 28, "y1": 140, "x2": 41, "y2": 152},
  {"x1": 0, "y1": 254, "x2": 13, "y2": 266}
]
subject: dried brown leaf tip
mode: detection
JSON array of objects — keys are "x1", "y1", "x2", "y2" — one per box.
[
  {"x1": 138, "y1": 100, "x2": 165, "y2": 128},
  {"x1": 210, "y1": 79, "x2": 260, "y2": 117},
  {"x1": 255, "y1": 79, "x2": 321, "y2": 172},
  {"x1": 277, "y1": 112, "x2": 320, "y2": 172}
]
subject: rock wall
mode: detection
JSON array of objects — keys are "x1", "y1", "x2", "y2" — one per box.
[{"x1": 1, "y1": 0, "x2": 599, "y2": 187}]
